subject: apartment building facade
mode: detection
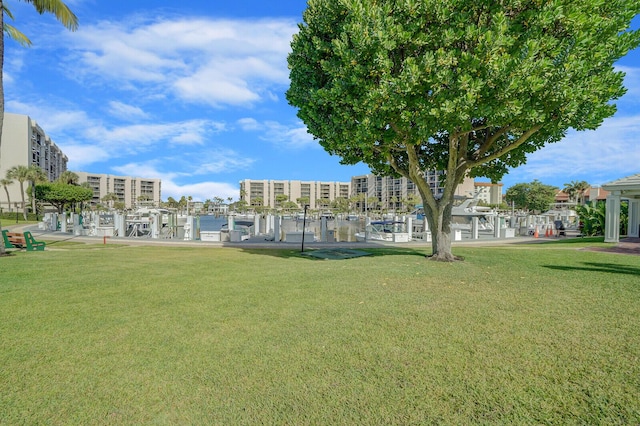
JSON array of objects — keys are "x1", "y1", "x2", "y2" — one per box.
[
  {"x1": 474, "y1": 182, "x2": 504, "y2": 205},
  {"x1": 239, "y1": 179, "x2": 351, "y2": 210},
  {"x1": 0, "y1": 113, "x2": 68, "y2": 211},
  {"x1": 75, "y1": 172, "x2": 162, "y2": 209},
  {"x1": 240, "y1": 173, "x2": 478, "y2": 212},
  {"x1": 351, "y1": 172, "x2": 476, "y2": 211}
]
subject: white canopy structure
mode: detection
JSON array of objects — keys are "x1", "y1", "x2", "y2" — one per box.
[{"x1": 601, "y1": 173, "x2": 640, "y2": 242}]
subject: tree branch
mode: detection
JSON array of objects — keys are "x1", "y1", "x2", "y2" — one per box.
[
  {"x1": 474, "y1": 125, "x2": 512, "y2": 159},
  {"x1": 467, "y1": 124, "x2": 543, "y2": 168}
]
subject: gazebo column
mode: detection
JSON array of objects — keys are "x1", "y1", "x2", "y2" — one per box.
[
  {"x1": 604, "y1": 193, "x2": 621, "y2": 243},
  {"x1": 628, "y1": 199, "x2": 640, "y2": 238}
]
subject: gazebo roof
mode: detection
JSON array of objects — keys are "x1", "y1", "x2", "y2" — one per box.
[{"x1": 602, "y1": 173, "x2": 640, "y2": 196}]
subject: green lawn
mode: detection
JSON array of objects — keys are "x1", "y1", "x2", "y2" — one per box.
[{"x1": 1, "y1": 240, "x2": 639, "y2": 424}]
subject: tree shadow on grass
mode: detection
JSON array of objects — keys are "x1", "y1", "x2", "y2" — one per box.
[
  {"x1": 235, "y1": 246, "x2": 429, "y2": 260},
  {"x1": 542, "y1": 262, "x2": 640, "y2": 276},
  {"x1": 535, "y1": 236, "x2": 605, "y2": 245}
]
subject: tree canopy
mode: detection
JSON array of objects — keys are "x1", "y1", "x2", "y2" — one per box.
[
  {"x1": 35, "y1": 182, "x2": 93, "y2": 214},
  {"x1": 287, "y1": 0, "x2": 640, "y2": 260},
  {"x1": 505, "y1": 180, "x2": 557, "y2": 212},
  {"x1": 563, "y1": 180, "x2": 590, "y2": 204}
]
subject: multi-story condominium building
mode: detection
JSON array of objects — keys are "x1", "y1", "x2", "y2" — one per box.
[
  {"x1": 239, "y1": 179, "x2": 351, "y2": 210},
  {"x1": 351, "y1": 174, "x2": 418, "y2": 211},
  {"x1": 351, "y1": 172, "x2": 476, "y2": 212},
  {"x1": 0, "y1": 113, "x2": 68, "y2": 211},
  {"x1": 75, "y1": 172, "x2": 161, "y2": 209},
  {"x1": 474, "y1": 182, "x2": 504, "y2": 205}
]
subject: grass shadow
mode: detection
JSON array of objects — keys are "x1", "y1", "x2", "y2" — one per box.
[
  {"x1": 542, "y1": 262, "x2": 640, "y2": 276},
  {"x1": 236, "y1": 246, "x2": 429, "y2": 260},
  {"x1": 534, "y1": 236, "x2": 606, "y2": 245}
]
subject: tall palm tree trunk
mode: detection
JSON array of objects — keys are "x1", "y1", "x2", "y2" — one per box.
[{"x1": 0, "y1": 1, "x2": 6, "y2": 256}]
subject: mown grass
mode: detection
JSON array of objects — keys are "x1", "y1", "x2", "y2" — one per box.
[{"x1": 1, "y1": 240, "x2": 639, "y2": 424}]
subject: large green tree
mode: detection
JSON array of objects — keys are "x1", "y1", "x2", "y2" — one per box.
[
  {"x1": 0, "y1": 0, "x2": 78, "y2": 255},
  {"x1": 505, "y1": 180, "x2": 557, "y2": 213},
  {"x1": 35, "y1": 182, "x2": 92, "y2": 214},
  {"x1": 287, "y1": 0, "x2": 640, "y2": 261}
]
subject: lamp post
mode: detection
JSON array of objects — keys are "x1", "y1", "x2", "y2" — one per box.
[{"x1": 301, "y1": 204, "x2": 309, "y2": 253}]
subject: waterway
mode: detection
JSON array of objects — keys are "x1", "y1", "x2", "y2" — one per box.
[{"x1": 197, "y1": 215, "x2": 370, "y2": 242}]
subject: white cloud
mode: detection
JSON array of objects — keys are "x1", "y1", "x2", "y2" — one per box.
[
  {"x1": 111, "y1": 162, "x2": 172, "y2": 180},
  {"x1": 3, "y1": 52, "x2": 27, "y2": 87},
  {"x1": 7, "y1": 96, "x2": 232, "y2": 164},
  {"x1": 188, "y1": 149, "x2": 256, "y2": 175},
  {"x1": 617, "y1": 65, "x2": 640, "y2": 97},
  {"x1": 238, "y1": 118, "x2": 317, "y2": 149},
  {"x1": 173, "y1": 64, "x2": 260, "y2": 106},
  {"x1": 59, "y1": 17, "x2": 297, "y2": 108},
  {"x1": 111, "y1": 161, "x2": 238, "y2": 201},
  {"x1": 107, "y1": 101, "x2": 150, "y2": 121},
  {"x1": 6, "y1": 100, "x2": 91, "y2": 135},
  {"x1": 162, "y1": 180, "x2": 239, "y2": 202},
  {"x1": 83, "y1": 120, "x2": 226, "y2": 152},
  {"x1": 237, "y1": 117, "x2": 260, "y2": 131},
  {"x1": 261, "y1": 120, "x2": 316, "y2": 149},
  {"x1": 64, "y1": 144, "x2": 112, "y2": 169},
  {"x1": 273, "y1": 123, "x2": 317, "y2": 149},
  {"x1": 508, "y1": 114, "x2": 640, "y2": 186}
]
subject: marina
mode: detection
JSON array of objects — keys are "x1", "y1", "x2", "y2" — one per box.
[{"x1": 37, "y1": 200, "x2": 582, "y2": 245}]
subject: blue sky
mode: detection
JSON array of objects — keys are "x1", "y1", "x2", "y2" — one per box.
[{"x1": 4, "y1": 1, "x2": 639, "y2": 201}]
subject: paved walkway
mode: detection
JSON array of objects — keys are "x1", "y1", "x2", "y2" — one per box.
[
  {"x1": 581, "y1": 237, "x2": 640, "y2": 256},
  {"x1": 3, "y1": 223, "x2": 539, "y2": 249},
  {"x1": 4, "y1": 224, "x2": 639, "y2": 254}
]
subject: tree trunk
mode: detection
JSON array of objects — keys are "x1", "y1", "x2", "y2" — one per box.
[
  {"x1": 20, "y1": 183, "x2": 27, "y2": 221},
  {"x1": 405, "y1": 145, "x2": 464, "y2": 261},
  {"x1": 424, "y1": 200, "x2": 460, "y2": 262},
  {"x1": 31, "y1": 182, "x2": 37, "y2": 216}
]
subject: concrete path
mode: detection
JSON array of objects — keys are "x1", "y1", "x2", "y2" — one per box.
[{"x1": 4, "y1": 223, "x2": 638, "y2": 254}]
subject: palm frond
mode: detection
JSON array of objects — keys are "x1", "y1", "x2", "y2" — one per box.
[
  {"x1": 23, "y1": 0, "x2": 79, "y2": 31},
  {"x1": 3, "y1": 23, "x2": 32, "y2": 47},
  {"x1": 2, "y1": 4, "x2": 16, "y2": 20}
]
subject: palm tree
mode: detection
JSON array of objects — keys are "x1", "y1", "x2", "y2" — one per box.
[
  {"x1": 1, "y1": 176, "x2": 11, "y2": 210},
  {"x1": 101, "y1": 192, "x2": 119, "y2": 210},
  {"x1": 6, "y1": 165, "x2": 29, "y2": 219},
  {"x1": 562, "y1": 183, "x2": 578, "y2": 204},
  {"x1": 0, "y1": 1, "x2": 78, "y2": 255},
  {"x1": 26, "y1": 164, "x2": 46, "y2": 215},
  {"x1": 574, "y1": 180, "x2": 590, "y2": 205},
  {"x1": 56, "y1": 170, "x2": 79, "y2": 185},
  {"x1": 563, "y1": 180, "x2": 590, "y2": 205}
]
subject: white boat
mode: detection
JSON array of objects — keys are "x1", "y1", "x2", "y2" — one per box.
[
  {"x1": 355, "y1": 220, "x2": 410, "y2": 242},
  {"x1": 448, "y1": 198, "x2": 496, "y2": 231},
  {"x1": 125, "y1": 207, "x2": 172, "y2": 237},
  {"x1": 220, "y1": 220, "x2": 254, "y2": 241},
  {"x1": 412, "y1": 198, "x2": 497, "y2": 232}
]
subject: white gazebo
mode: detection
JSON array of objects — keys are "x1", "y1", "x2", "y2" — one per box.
[{"x1": 601, "y1": 173, "x2": 640, "y2": 242}]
